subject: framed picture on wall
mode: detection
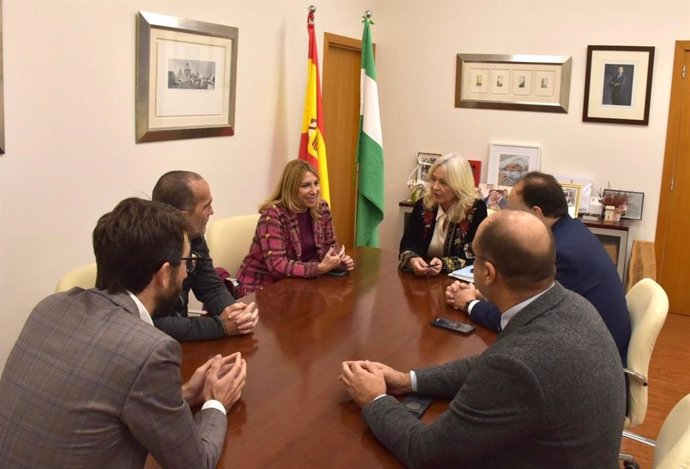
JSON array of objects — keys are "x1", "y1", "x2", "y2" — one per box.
[
  {"x1": 487, "y1": 143, "x2": 541, "y2": 187},
  {"x1": 455, "y1": 54, "x2": 572, "y2": 113},
  {"x1": 135, "y1": 11, "x2": 238, "y2": 143},
  {"x1": 582, "y1": 45, "x2": 655, "y2": 125}
]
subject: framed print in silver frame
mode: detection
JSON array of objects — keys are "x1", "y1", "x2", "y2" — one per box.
[
  {"x1": 487, "y1": 143, "x2": 541, "y2": 187},
  {"x1": 136, "y1": 11, "x2": 238, "y2": 143},
  {"x1": 582, "y1": 46, "x2": 654, "y2": 125},
  {"x1": 455, "y1": 54, "x2": 572, "y2": 113}
]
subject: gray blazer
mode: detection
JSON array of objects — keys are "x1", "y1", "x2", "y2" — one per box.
[
  {"x1": 0, "y1": 288, "x2": 227, "y2": 469},
  {"x1": 363, "y1": 283, "x2": 626, "y2": 469}
]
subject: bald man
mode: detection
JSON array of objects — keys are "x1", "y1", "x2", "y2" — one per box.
[
  {"x1": 340, "y1": 210, "x2": 625, "y2": 468},
  {"x1": 447, "y1": 172, "x2": 630, "y2": 366}
]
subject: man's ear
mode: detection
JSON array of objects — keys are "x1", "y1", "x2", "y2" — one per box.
[
  {"x1": 531, "y1": 205, "x2": 544, "y2": 217},
  {"x1": 483, "y1": 261, "x2": 497, "y2": 286},
  {"x1": 153, "y1": 261, "x2": 173, "y2": 289}
]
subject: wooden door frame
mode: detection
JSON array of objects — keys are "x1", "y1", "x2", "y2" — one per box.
[{"x1": 655, "y1": 40, "x2": 690, "y2": 273}]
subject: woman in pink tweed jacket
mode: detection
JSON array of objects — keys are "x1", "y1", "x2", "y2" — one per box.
[{"x1": 236, "y1": 160, "x2": 354, "y2": 295}]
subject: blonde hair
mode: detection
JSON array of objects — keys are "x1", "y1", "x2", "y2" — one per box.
[
  {"x1": 260, "y1": 159, "x2": 322, "y2": 218},
  {"x1": 422, "y1": 153, "x2": 478, "y2": 223}
]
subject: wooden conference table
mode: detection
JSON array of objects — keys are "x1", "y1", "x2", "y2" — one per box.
[{"x1": 145, "y1": 248, "x2": 495, "y2": 469}]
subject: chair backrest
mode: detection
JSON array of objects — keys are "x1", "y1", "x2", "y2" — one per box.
[
  {"x1": 653, "y1": 393, "x2": 690, "y2": 469},
  {"x1": 55, "y1": 263, "x2": 98, "y2": 293},
  {"x1": 206, "y1": 213, "x2": 260, "y2": 276},
  {"x1": 626, "y1": 278, "x2": 669, "y2": 428}
]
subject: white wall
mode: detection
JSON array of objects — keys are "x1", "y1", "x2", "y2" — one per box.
[{"x1": 1, "y1": 0, "x2": 688, "y2": 370}]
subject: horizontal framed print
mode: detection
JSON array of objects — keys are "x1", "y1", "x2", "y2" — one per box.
[
  {"x1": 487, "y1": 144, "x2": 541, "y2": 187},
  {"x1": 455, "y1": 54, "x2": 572, "y2": 113},
  {"x1": 560, "y1": 183, "x2": 582, "y2": 218},
  {"x1": 602, "y1": 189, "x2": 645, "y2": 220},
  {"x1": 136, "y1": 11, "x2": 238, "y2": 143},
  {"x1": 583, "y1": 46, "x2": 654, "y2": 125}
]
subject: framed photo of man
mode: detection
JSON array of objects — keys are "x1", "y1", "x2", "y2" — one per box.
[{"x1": 582, "y1": 45, "x2": 655, "y2": 125}]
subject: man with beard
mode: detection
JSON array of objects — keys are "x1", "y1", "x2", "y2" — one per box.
[
  {"x1": 0, "y1": 198, "x2": 248, "y2": 469},
  {"x1": 152, "y1": 171, "x2": 258, "y2": 341}
]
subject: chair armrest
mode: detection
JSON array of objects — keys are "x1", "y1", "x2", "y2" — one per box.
[{"x1": 624, "y1": 368, "x2": 648, "y2": 386}]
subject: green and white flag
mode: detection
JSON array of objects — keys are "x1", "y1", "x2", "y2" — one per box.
[{"x1": 355, "y1": 14, "x2": 384, "y2": 247}]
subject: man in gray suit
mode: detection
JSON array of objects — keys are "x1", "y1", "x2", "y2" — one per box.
[
  {"x1": 340, "y1": 210, "x2": 625, "y2": 468},
  {"x1": 152, "y1": 170, "x2": 258, "y2": 341},
  {"x1": 0, "y1": 198, "x2": 248, "y2": 469}
]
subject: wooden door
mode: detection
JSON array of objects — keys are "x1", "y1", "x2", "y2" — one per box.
[
  {"x1": 322, "y1": 33, "x2": 362, "y2": 248},
  {"x1": 655, "y1": 41, "x2": 690, "y2": 315}
]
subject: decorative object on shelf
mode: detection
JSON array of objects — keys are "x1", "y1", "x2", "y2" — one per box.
[
  {"x1": 602, "y1": 189, "x2": 644, "y2": 220},
  {"x1": 583, "y1": 45, "x2": 655, "y2": 126},
  {"x1": 560, "y1": 183, "x2": 582, "y2": 218},
  {"x1": 405, "y1": 152, "x2": 439, "y2": 201},
  {"x1": 406, "y1": 179, "x2": 425, "y2": 202},
  {"x1": 416, "y1": 152, "x2": 441, "y2": 183},
  {"x1": 455, "y1": 54, "x2": 572, "y2": 113},
  {"x1": 478, "y1": 183, "x2": 512, "y2": 211},
  {"x1": 135, "y1": 11, "x2": 239, "y2": 143},
  {"x1": 603, "y1": 205, "x2": 617, "y2": 222},
  {"x1": 556, "y1": 176, "x2": 593, "y2": 214},
  {"x1": 487, "y1": 143, "x2": 540, "y2": 187}
]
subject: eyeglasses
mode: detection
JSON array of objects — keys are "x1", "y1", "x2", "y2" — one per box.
[{"x1": 179, "y1": 253, "x2": 202, "y2": 273}]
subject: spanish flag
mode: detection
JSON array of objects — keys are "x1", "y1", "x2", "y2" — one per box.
[{"x1": 298, "y1": 8, "x2": 330, "y2": 204}]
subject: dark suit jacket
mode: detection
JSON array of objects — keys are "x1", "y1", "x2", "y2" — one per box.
[
  {"x1": 0, "y1": 288, "x2": 227, "y2": 469},
  {"x1": 154, "y1": 236, "x2": 235, "y2": 341},
  {"x1": 470, "y1": 215, "x2": 631, "y2": 365},
  {"x1": 399, "y1": 198, "x2": 487, "y2": 272},
  {"x1": 362, "y1": 283, "x2": 626, "y2": 469}
]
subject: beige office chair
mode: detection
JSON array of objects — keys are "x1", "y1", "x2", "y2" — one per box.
[
  {"x1": 206, "y1": 213, "x2": 260, "y2": 276},
  {"x1": 622, "y1": 393, "x2": 690, "y2": 469},
  {"x1": 652, "y1": 393, "x2": 690, "y2": 468},
  {"x1": 55, "y1": 263, "x2": 97, "y2": 293},
  {"x1": 620, "y1": 278, "x2": 669, "y2": 466}
]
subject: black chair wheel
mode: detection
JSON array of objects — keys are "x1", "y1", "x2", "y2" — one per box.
[{"x1": 623, "y1": 462, "x2": 640, "y2": 469}]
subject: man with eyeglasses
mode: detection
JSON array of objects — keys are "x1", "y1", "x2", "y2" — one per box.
[
  {"x1": 0, "y1": 198, "x2": 248, "y2": 468},
  {"x1": 446, "y1": 171, "x2": 630, "y2": 367},
  {"x1": 152, "y1": 170, "x2": 258, "y2": 341},
  {"x1": 340, "y1": 210, "x2": 625, "y2": 468}
]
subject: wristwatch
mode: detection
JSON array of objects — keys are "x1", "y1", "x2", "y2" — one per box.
[{"x1": 462, "y1": 300, "x2": 474, "y2": 314}]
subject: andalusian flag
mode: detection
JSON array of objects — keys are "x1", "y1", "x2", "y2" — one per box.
[
  {"x1": 298, "y1": 8, "x2": 330, "y2": 204},
  {"x1": 355, "y1": 14, "x2": 384, "y2": 247}
]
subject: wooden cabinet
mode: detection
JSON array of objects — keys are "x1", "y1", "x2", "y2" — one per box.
[{"x1": 581, "y1": 218, "x2": 629, "y2": 284}]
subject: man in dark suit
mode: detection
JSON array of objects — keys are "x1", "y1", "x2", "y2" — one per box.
[
  {"x1": 608, "y1": 66, "x2": 627, "y2": 105},
  {"x1": 152, "y1": 170, "x2": 258, "y2": 341},
  {"x1": 340, "y1": 210, "x2": 626, "y2": 468},
  {"x1": 0, "y1": 198, "x2": 248, "y2": 468},
  {"x1": 447, "y1": 171, "x2": 631, "y2": 366}
]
